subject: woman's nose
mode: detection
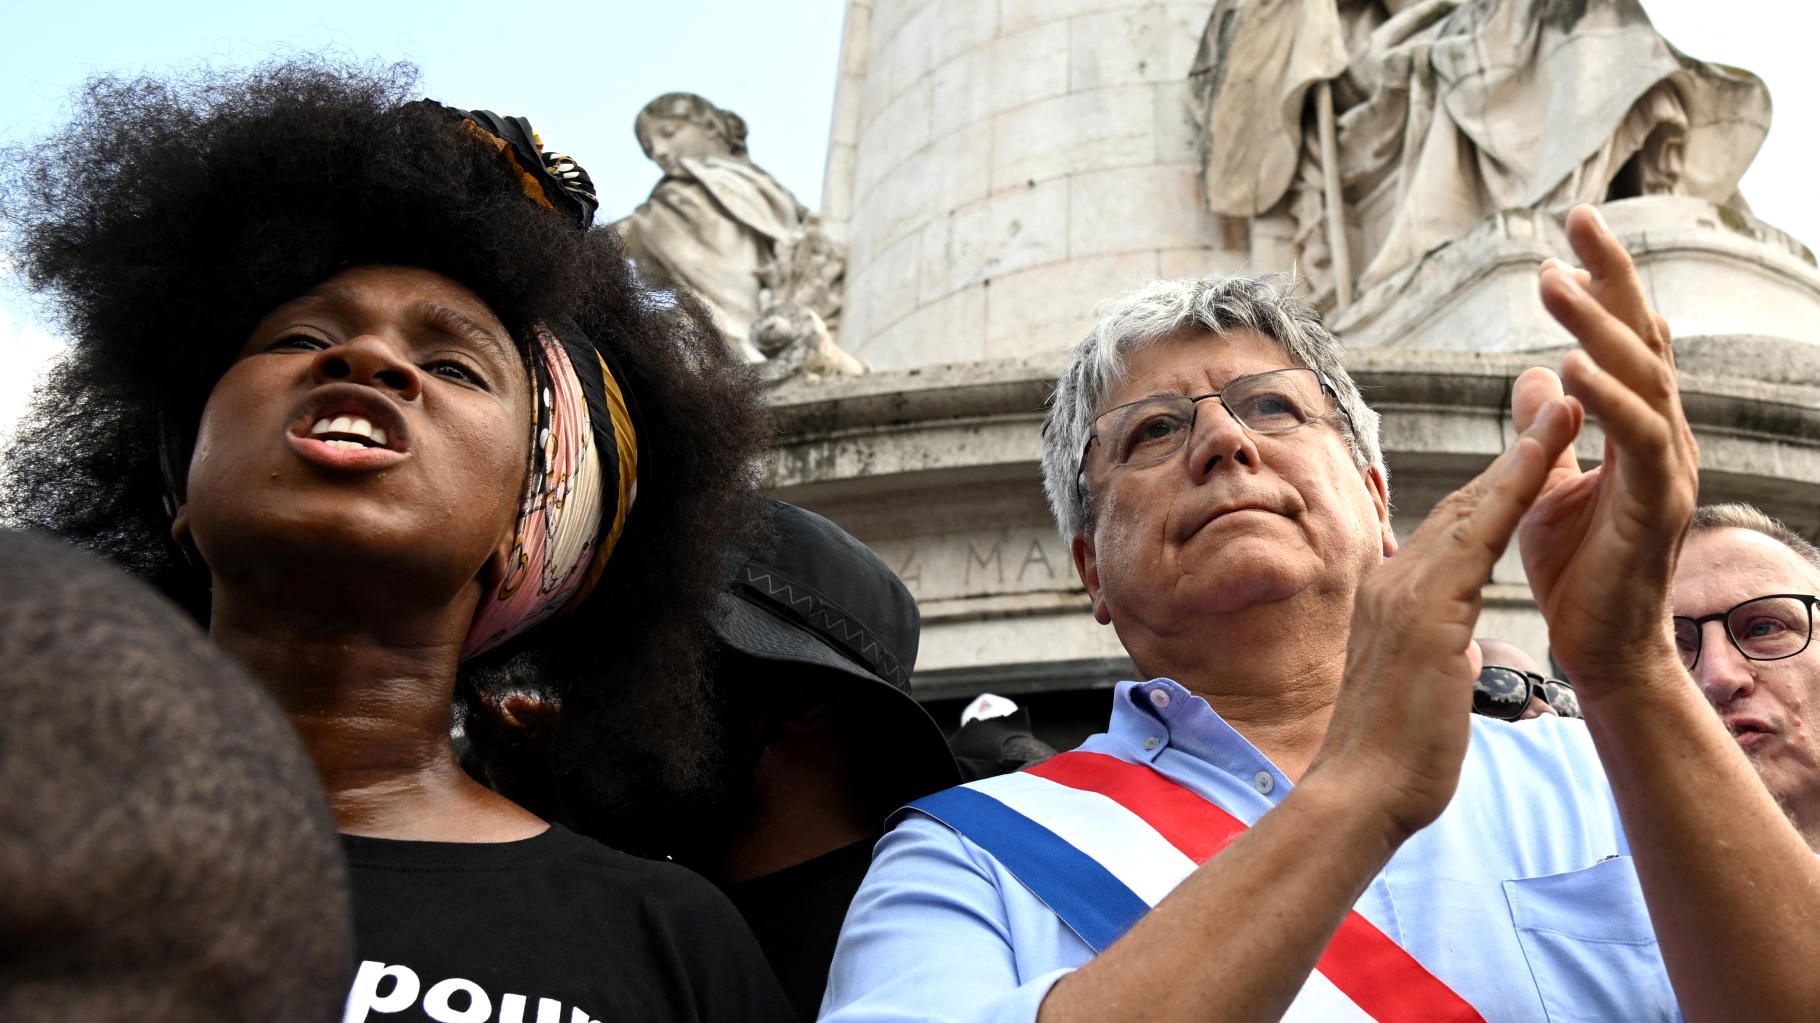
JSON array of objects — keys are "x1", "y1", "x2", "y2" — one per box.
[{"x1": 309, "y1": 337, "x2": 422, "y2": 401}]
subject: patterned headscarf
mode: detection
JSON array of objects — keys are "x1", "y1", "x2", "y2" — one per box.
[{"x1": 444, "y1": 106, "x2": 640, "y2": 659}]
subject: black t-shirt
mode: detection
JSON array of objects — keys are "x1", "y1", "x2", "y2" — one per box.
[
  {"x1": 725, "y1": 838, "x2": 876, "y2": 1021},
  {"x1": 341, "y1": 825, "x2": 793, "y2": 1023}
]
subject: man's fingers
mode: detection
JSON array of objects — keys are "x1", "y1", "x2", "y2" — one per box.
[
  {"x1": 1563, "y1": 205, "x2": 1664, "y2": 351},
  {"x1": 1511, "y1": 366, "x2": 1565, "y2": 423},
  {"x1": 1539, "y1": 258, "x2": 1591, "y2": 290},
  {"x1": 1401, "y1": 398, "x2": 1577, "y2": 596},
  {"x1": 1563, "y1": 206, "x2": 1633, "y2": 283},
  {"x1": 1539, "y1": 265, "x2": 1673, "y2": 407},
  {"x1": 1511, "y1": 367, "x2": 1581, "y2": 481},
  {"x1": 1558, "y1": 350, "x2": 1674, "y2": 490},
  {"x1": 1540, "y1": 216, "x2": 1693, "y2": 508}
]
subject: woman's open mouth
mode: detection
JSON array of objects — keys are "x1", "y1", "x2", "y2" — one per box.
[
  {"x1": 285, "y1": 387, "x2": 411, "y2": 471},
  {"x1": 308, "y1": 414, "x2": 391, "y2": 450}
]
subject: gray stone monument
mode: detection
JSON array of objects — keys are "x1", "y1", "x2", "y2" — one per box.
[{"x1": 770, "y1": 0, "x2": 1820, "y2": 734}]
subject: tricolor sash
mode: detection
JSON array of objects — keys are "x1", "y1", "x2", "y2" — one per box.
[{"x1": 908, "y1": 750, "x2": 1485, "y2": 1023}]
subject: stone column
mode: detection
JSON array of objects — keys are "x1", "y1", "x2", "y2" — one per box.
[{"x1": 829, "y1": 0, "x2": 1240, "y2": 368}]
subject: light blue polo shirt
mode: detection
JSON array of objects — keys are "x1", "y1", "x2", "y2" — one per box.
[{"x1": 821, "y1": 679, "x2": 1680, "y2": 1023}]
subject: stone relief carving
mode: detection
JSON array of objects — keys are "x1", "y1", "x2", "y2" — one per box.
[
  {"x1": 1187, "y1": 0, "x2": 1772, "y2": 312},
  {"x1": 753, "y1": 221, "x2": 865, "y2": 384},
  {"x1": 616, "y1": 92, "x2": 863, "y2": 381}
]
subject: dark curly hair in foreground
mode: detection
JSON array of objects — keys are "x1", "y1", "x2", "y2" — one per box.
[
  {"x1": 0, "y1": 59, "x2": 769, "y2": 855},
  {"x1": 0, "y1": 529, "x2": 351, "y2": 1022}
]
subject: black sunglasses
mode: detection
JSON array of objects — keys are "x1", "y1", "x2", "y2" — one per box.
[{"x1": 1474, "y1": 665, "x2": 1580, "y2": 721}]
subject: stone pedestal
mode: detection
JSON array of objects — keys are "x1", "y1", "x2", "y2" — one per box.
[{"x1": 1333, "y1": 198, "x2": 1820, "y2": 354}]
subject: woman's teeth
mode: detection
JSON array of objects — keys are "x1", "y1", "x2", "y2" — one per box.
[{"x1": 309, "y1": 415, "x2": 388, "y2": 448}]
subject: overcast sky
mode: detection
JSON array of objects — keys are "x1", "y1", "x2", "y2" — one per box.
[{"x1": 1, "y1": 0, "x2": 1813, "y2": 440}]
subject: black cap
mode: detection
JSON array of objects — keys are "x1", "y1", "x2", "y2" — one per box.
[
  {"x1": 949, "y1": 704, "x2": 1059, "y2": 782},
  {"x1": 711, "y1": 499, "x2": 960, "y2": 811}
]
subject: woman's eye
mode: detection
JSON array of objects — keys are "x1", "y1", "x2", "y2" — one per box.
[
  {"x1": 268, "y1": 335, "x2": 327, "y2": 353},
  {"x1": 427, "y1": 362, "x2": 479, "y2": 384}
]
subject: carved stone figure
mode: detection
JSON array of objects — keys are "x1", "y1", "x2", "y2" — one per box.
[
  {"x1": 754, "y1": 226, "x2": 865, "y2": 385},
  {"x1": 753, "y1": 302, "x2": 866, "y2": 385},
  {"x1": 617, "y1": 92, "x2": 859, "y2": 377},
  {"x1": 1188, "y1": 0, "x2": 1772, "y2": 311}
]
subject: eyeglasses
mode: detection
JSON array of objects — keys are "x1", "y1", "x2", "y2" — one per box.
[
  {"x1": 1474, "y1": 665, "x2": 1581, "y2": 720},
  {"x1": 1673, "y1": 593, "x2": 1819, "y2": 671},
  {"x1": 1076, "y1": 369, "x2": 1352, "y2": 487}
]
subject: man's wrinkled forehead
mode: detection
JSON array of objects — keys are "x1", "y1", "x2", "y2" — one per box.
[
  {"x1": 1096, "y1": 326, "x2": 1296, "y2": 413},
  {"x1": 1677, "y1": 529, "x2": 1820, "y2": 613}
]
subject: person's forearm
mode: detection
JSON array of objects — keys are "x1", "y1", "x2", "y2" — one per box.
[
  {"x1": 1037, "y1": 773, "x2": 1400, "y2": 1023},
  {"x1": 1582, "y1": 653, "x2": 1820, "y2": 1022}
]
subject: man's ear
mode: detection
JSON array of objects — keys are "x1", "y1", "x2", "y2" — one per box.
[
  {"x1": 1071, "y1": 533, "x2": 1113, "y2": 625},
  {"x1": 1365, "y1": 464, "x2": 1396, "y2": 556}
]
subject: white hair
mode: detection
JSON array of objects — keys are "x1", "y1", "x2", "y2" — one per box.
[{"x1": 1040, "y1": 273, "x2": 1385, "y2": 540}]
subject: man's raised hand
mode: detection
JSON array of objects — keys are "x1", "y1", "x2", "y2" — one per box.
[
  {"x1": 1516, "y1": 205, "x2": 1699, "y2": 692},
  {"x1": 1317, "y1": 392, "x2": 1578, "y2": 840}
]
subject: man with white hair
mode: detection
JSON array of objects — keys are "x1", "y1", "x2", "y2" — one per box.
[
  {"x1": 820, "y1": 208, "x2": 1820, "y2": 1022},
  {"x1": 1675, "y1": 503, "x2": 1820, "y2": 851}
]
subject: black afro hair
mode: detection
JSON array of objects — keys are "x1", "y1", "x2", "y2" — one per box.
[{"x1": 1, "y1": 58, "x2": 771, "y2": 852}]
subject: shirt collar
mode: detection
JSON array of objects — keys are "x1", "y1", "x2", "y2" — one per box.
[{"x1": 1108, "y1": 679, "x2": 1291, "y2": 793}]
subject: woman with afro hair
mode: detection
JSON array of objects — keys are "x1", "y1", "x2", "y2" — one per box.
[{"x1": 2, "y1": 59, "x2": 793, "y2": 1020}]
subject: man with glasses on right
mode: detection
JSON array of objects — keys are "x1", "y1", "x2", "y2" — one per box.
[{"x1": 1674, "y1": 503, "x2": 1820, "y2": 850}]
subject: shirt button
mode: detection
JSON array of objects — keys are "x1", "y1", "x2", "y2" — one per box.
[
  {"x1": 1149, "y1": 689, "x2": 1171, "y2": 709},
  {"x1": 1142, "y1": 736, "x2": 1161, "y2": 751},
  {"x1": 1253, "y1": 771, "x2": 1275, "y2": 795}
]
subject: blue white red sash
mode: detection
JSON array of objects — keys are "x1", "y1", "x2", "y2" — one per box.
[{"x1": 908, "y1": 750, "x2": 1485, "y2": 1023}]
